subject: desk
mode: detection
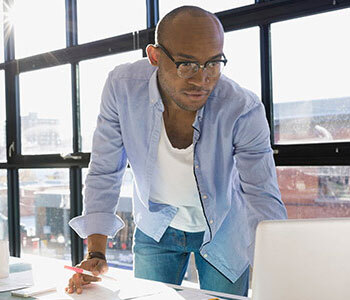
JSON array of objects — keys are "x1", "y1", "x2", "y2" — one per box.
[{"x1": 0, "y1": 256, "x2": 249, "y2": 300}]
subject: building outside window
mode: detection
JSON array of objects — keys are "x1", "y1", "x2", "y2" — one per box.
[{"x1": 19, "y1": 169, "x2": 71, "y2": 261}]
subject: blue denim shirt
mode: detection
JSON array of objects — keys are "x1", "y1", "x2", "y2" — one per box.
[{"x1": 69, "y1": 59, "x2": 287, "y2": 282}]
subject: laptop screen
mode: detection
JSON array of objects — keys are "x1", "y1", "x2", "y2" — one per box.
[{"x1": 251, "y1": 218, "x2": 350, "y2": 300}]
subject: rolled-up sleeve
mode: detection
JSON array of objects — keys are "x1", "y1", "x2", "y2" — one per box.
[
  {"x1": 233, "y1": 101, "x2": 287, "y2": 240},
  {"x1": 69, "y1": 71, "x2": 127, "y2": 239}
]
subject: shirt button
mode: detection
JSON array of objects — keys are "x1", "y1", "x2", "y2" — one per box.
[
  {"x1": 203, "y1": 254, "x2": 208, "y2": 258},
  {"x1": 202, "y1": 195, "x2": 207, "y2": 199},
  {"x1": 209, "y1": 220, "x2": 214, "y2": 224},
  {"x1": 195, "y1": 165, "x2": 199, "y2": 169}
]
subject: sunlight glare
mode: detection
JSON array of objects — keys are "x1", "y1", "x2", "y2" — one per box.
[{"x1": 3, "y1": 1, "x2": 16, "y2": 44}]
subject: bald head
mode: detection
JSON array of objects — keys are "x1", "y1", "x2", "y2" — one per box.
[
  {"x1": 155, "y1": 6, "x2": 224, "y2": 46},
  {"x1": 146, "y1": 6, "x2": 225, "y2": 112}
]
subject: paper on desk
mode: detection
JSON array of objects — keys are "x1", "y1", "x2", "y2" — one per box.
[
  {"x1": 134, "y1": 287, "x2": 185, "y2": 300},
  {"x1": 177, "y1": 289, "x2": 225, "y2": 300},
  {"x1": 136, "y1": 289, "x2": 221, "y2": 300},
  {"x1": 117, "y1": 277, "x2": 173, "y2": 300},
  {"x1": 178, "y1": 289, "x2": 250, "y2": 300},
  {"x1": 0, "y1": 270, "x2": 33, "y2": 293},
  {"x1": 35, "y1": 283, "x2": 120, "y2": 300},
  {"x1": 36, "y1": 275, "x2": 172, "y2": 300}
]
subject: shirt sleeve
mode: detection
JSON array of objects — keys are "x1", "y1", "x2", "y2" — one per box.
[
  {"x1": 233, "y1": 101, "x2": 288, "y2": 241},
  {"x1": 69, "y1": 71, "x2": 127, "y2": 239}
]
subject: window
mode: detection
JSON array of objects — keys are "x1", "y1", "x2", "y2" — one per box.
[
  {"x1": 19, "y1": 169, "x2": 71, "y2": 261},
  {"x1": 77, "y1": 0, "x2": 146, "y2": 44},
  {"x1": 277, "y1": 166, "x2": 350, "y2": 219},
  {"x1": 0, "y1": 71, "x2": 5, "y2": 162},
  {"x1": 0, "y1": 170, "x2": 7, "y2": 240},
  {"x1": 13, "y1": 0, "x2": 66, "y2": 59},
  {"x1": 2, "y1": 0, "x2": 348, "y2": 270},
  {"x1": 82, "y1": 168, "x2": 134, "y2": 269},
  {"x1": 272, "y1": 9, "x2": 350, "y2": 144},
  {"x1": 80, "y1": 51, "x2": 142, "y2": 152},
  {"x1": 20, "y1": 65, "x2": 72, "y2": 155},
  {"x1": 223, "y1": 27, "x2": 261, "y2": 97},
  {"x1": 159, "y1": 0, "x2": 254, "y2": 16}
]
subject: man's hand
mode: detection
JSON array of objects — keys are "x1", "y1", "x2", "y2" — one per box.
[{"x1": 65, "y1": 258, "x2": 108, "y2": 294}]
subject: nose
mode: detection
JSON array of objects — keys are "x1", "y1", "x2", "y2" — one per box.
[{"x1": 187, "y1": 67, "x2": 209, "y2": 86}]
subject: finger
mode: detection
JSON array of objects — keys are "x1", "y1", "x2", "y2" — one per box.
[
  {"x1": 88, "y1": 276, "x2": 102, "y2": 282},
  {"x1": 72, "y1": 273, "x2": 83, "y2": 294},
  {"x1": 81, "y1": 276, "x2": 101, "y2": 285},
  {"x1": 82, "y1": 274, "x2": 101, "y2": 283},
  {"x1": 66, "y1": 278, "x2": 75, "y2": 294}
]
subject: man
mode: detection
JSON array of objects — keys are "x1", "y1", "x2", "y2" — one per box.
[{"x1": 66, "y1": 6, "x2": 287, "y2": 296}]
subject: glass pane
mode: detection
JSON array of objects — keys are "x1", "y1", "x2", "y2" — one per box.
[
  {"x1": 272, "y1": 9, "x2": 350, "y2": 144},
  {"x1": 0, "y1": 170, "x2": 7, "y2": 241},
  {"x1": 82, "y1": 168, "x2": 134, "y2": 269},
  {"x1": 159, "y1": 0, "x2": 254, "y2": 16},
  {"x1": 0, "y1": 71, "x2": 6, "y2": 162},
  {"x1": 277, "y1": 166, "x2": 350, "y2": 219},
  {"x1": 80, "y1": 51, "x2": 142, "y2": 152},
  {"x1": 223, "y1": 27, "x2": 261, "y2": 98},
  {"x1": 77, "y1": 0, "x2": 146, "y2": 44},
  {"x1": 20, "y1": 65, "x2": 72, "y2": 155},
  {"x1": 19, "y1": 169, "x2": 71, "y2": 261},
  {"x1": 13, "y1": 0, "x2": 66, "y2": 59}
]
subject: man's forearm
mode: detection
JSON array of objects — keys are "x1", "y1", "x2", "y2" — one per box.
[{"x1": 87, "y1": 234, "x2": 107, "y2": 255}]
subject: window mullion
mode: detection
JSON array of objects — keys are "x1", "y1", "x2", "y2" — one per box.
[
  {"x1": 260, "y1": 24, "x2": 274, "y2": 144},
  {"x1": 66, "y1": 0, "x2": 84, "y2": 266},
  {"x1": 4, "y1": 0, "x2": 21, "y2": 257}
]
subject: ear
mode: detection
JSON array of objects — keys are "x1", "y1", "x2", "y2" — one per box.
[{"x1": 146, "y1": 44, "x2": 159, "y2": 67}]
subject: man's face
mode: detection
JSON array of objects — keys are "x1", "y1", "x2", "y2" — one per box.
[{"x1": 156, "y1": 15, "x2": 224, "y2": 112}]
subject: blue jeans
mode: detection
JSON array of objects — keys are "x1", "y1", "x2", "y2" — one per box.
[{"x1": 133, "y1": 227, "x2": 249, "y2": 296}]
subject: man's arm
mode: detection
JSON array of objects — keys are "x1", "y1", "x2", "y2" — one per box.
[
  {"x1": 87, "y1": 234, "x2": 107, "y2": 255},
  {"x1": 233, "y1": 101, "x2": 287, "y2": 241},
  {"x1": 67, "y1": 70, "x2": 127, "y2": 293},
  {"x1": 69, "y1": 70, "x2": 127, "y2": 239},
  {"x1": 66, "y1": 234, "x2": 108, "y2": 294}
]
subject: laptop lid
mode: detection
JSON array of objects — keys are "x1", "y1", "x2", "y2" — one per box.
[{"x1": 251, "y1": 218, "x2": 350, "y2": 300}]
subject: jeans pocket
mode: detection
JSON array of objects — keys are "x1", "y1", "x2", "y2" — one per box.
[{"x1": 134, "y1": 227, "x2": 156, "y2": 245}]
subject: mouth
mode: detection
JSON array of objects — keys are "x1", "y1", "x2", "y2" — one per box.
[{"x1": 183, "y1": 91, "x2": 209, "y2": 100}]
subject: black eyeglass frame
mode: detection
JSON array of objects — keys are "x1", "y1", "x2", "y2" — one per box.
[{"x1": 155, "y1": 43, "x2": 228, "y2": 77}]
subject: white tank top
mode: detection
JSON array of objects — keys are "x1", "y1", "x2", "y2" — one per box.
[{"x1": 149, "y1": 118, "x2": 207, "y2": 232}]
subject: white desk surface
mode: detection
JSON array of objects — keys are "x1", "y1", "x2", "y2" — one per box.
[{"x1": 0, "y1": 255, "x2": 249, "y2": 300}]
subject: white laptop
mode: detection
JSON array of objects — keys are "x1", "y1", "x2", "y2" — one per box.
[{"x1": 251, "y1": 218, "x2": 350, "y2": 300}]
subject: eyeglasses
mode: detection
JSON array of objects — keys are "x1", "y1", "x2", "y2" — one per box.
[{"x1": 155, "y1": 44, "x2": 228, "y2": 79}]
